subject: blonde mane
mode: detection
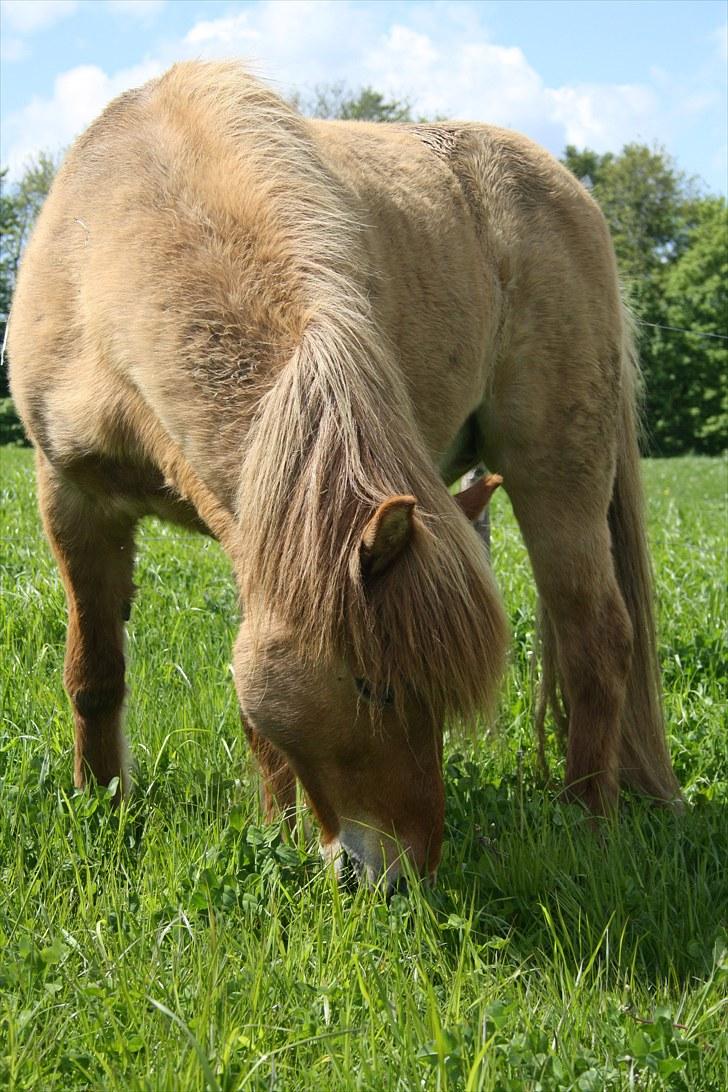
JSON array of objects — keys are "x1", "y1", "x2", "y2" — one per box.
[{"x1": 158, "y1": 58, "x2": 511, "y2": 725}]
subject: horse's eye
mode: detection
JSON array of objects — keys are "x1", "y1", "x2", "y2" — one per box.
[{"x1": 354, "y1": 677, "x2": 394, "y2": 707}]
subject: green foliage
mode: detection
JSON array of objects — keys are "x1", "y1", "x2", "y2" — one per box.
[
  {"x1": 563, "y1": 144, "x2": 726, "y2": 454},
  {"x1": 0, "y1": 170, "x2": 19, "y2": 338},
  {"x1": 1, "y1": 448, "x2": 726, "y2": 1089},
  {"x1": 0, "y1": 396, "x2": 28, "y2": 445},
  {"x1": 654, "y1": 199, "x2": 728, "y2": 453},
  {"x1": 295, "y1": 83, "x2": 413, "y2": 122},
  {"x1": 566, "y1": 143, "x2": 696, "y2": 277},
  {"x1": 1, "y1": 151, "x2": 57, "y2": 278},
  {"x1": 0, "y1": 152, "x2": 58, "y2": 398}
]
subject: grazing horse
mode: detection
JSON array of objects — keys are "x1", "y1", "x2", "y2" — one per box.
[{"x1": 8, "y1": 61, "x2": 680, "y2": 888}]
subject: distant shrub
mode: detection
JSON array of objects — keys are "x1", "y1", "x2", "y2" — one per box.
[{"x1": 0, "y1": 397, "x2": 29, "y2": 446}]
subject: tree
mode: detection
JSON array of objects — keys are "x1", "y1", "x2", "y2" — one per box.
[
  {"x1": 1, "y1": 151, "x2": 57, "y2": 281},
  {"x1": 562, "y1": 145, "x2": 612, "y2": 191},
  {"x1": 0, "y1": 170, "x2": 18, "y2": 341},
  {"x1": 563, "y1": 143, "x2": 725, "y2": 454},
  {"x1": 654, "y1": 199, "x2": 728, "y2": 453},
  {"x1": 563, "y1": 142, "x2": 698, "y2": 294},
  {"x1": 1, "y1": 153, "x2": 58, "y2": 398},
  {"x1": 295, "y1": 83, "x2": 413, "y2": 123}
]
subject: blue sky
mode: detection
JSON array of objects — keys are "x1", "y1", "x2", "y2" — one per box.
[{"x1": 1, "y1": 1, "x2": 726, "y2": 192}]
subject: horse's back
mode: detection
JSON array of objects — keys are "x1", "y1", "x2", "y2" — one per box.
[
  {"x1": 8, "y1": 61, "x2": 623, "y2": 499},
  {"x1": 309, "y1": 118, "x2": 624, "y2": 477}
]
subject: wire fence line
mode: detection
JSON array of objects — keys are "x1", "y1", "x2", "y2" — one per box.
[{"x1": 635, "y1": 320, "x2": 728, "y2": 341}]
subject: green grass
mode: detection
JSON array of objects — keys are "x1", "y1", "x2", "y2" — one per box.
[{"x1": 1, "y1": 447, "x2": 726, "y2": 1091}]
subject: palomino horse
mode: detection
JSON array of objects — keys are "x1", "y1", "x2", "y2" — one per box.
[{"x1": 8, "y1": 61, "x2": 680, "y2": 888}]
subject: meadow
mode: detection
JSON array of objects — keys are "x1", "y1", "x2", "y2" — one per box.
[{"x1": 1, "y1": 447, "x2": 725, "y2": 1091}]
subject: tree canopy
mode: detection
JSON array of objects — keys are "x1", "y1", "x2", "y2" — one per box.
[
  {"x1": 563, "y1": 144, "x2": 726, "y2": 454},
  {"x1": 1, "y1": 153, "x2": 59, "y2": 399},
  {"x1": 293, "y1": 84, "x2": 413, "y2": 123},
  {"x1": 653, "y1": 198, "x2": 727, "y2": 452}
]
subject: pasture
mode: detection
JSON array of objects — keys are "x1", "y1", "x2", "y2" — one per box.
[{"x1": 1, "y1": 446, "x2": 725, "y2": 1090}]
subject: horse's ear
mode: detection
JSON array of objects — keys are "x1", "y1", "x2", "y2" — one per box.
[
  {"x1": 454, "y1": 474, "x2": 502, "y2": 522},
  {"x1": 360, "y1": 495, "x2": 417, "y2": 578}
]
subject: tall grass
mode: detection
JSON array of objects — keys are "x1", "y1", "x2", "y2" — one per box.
[{"x1": 1, "y1": 449, "x2": 725, "y2": 1090}]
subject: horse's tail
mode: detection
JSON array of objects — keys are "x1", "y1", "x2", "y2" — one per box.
[{"x1": 537, "y1": 311, "x2": 681, "y2": 802}]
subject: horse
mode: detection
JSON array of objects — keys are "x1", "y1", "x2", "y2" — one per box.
[{"x1": 7, "y1": 60, "x2": 680, "y2": 889}]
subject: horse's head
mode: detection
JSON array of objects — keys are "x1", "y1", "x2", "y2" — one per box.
[
  {"x1": 234, "y1": 475, "x2": 501, "y2": 891},
  {"x1": 235, "y1": 614, "x2": 444, "y2": 888}
]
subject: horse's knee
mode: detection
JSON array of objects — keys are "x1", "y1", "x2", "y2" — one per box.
[
  {"x1": 64, "y1": 651, "x2": 126, "y2": 718},
  {"x1": 69, "y1": 679, "x2": 126, "y2": 718},
  {"x1": 553, "y1": 583, "x2": 632, "y2": 692}
]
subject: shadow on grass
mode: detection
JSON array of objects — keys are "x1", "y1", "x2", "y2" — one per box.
[{"x1": 435, "y1": 754, "x2": 727, "y2": 985}]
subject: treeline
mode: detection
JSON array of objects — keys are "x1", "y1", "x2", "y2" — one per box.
[
  {"x1": 1, "y1": 89, "x2": 725, "y2": 453},
  {"x1": 562, "y1": 145, "x2": 726, "y2": 455}
]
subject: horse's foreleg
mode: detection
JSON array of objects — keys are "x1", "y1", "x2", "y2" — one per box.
[
  {"x1": 242, "y1": 719, "x2": 298, "y2": 824},
  {"x1": 38, "y1": 455, "x2": 137, "y2": 796}
]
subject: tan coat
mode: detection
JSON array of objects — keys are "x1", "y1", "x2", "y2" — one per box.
[{"x1": 8, "y1": 62, "x2": 679, "y2": 886}]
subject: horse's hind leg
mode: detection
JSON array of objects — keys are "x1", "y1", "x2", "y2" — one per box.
[
  {"x1": 504, "y1": 465, "x2": 632, "y2": 815},
  {"x1": 37, "y1": 455, "x2": 137, "y2": 795}
]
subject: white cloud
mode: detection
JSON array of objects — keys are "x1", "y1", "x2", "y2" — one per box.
[
  {"x1": 546, "y1": 83, "x2": 658, "y2": 151},
  {"x1": 360, "y1": 20, "x2": 657, "y2": 155},
  {"x1": 107, "y1": 0, "x2": 167, "y2": 21},
  {"x1": 3, "y1": 59, "x2": 162, "y2": 177},
  {"x1": 0, "y1": 0, "x2": 78, "y2": 34},
  {"x1": 184, "y1": 10, "x2": 260, "y2": 49},
  {"x1": 181, "y1": 1, "x2": 377, "y2": 90},
  {"x1": 364, "y1": 25, "x2": 544, "y2": 120}
]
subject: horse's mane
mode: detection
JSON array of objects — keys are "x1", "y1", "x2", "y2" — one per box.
[{"x1": 159, "y1": 61, "x2": 508, "y2": 727}]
